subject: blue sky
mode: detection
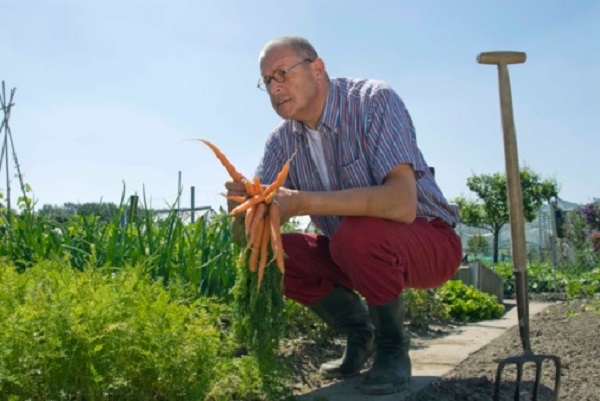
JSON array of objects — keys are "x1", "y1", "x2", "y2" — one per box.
[{"x1": 2, "y1": 0, "x2": 599, "y2": 213}]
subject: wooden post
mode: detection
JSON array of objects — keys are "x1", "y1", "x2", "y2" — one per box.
[{"x1": 190, "y1": 186, "x2": 196, "y2": 223}]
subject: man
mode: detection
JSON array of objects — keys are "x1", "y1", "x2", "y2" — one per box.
[{"x1": 226, "y1": 36, "x2": 462, "y2": 395}]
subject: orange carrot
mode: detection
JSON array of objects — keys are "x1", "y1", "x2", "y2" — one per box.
[
  {"x1": 248, "y1": 243, "x2": 259, "y2": 272},
  {"x1": 269, "y1": 202, "x2": 285, "y2": 273},
  {"x1": 264, "y1": 190, "x2": 276, "y2": 205},
  {"x1": 221, "y1": 193, "x2": 246, "y2": 204},
  {"x1": 268, "y1": 214, "x2": 278, "y2": 255},
  {"x1": 229, "y1": 194, "x2": 265, "y2": 216},
  {"x1": 199, "y1": 139, "x2": 245, "y2": 182},
  {"x1": 245, "y1": 202, "x2": 265, "y2": 251},
  {"x1": 253, "y1": 176, "x2": 264, "y2": 196},
  {"x1": 200, "y1": 139, "x2": 292, "y2": 280},
  {"x1": 263, "y1": 154, "x2": 294, "y2": 197},
  {"x1": 248, "y1": 216, "x2": 264, "y2": 273},
  {"x1": 242, "y1": 178, "x2": 256, "y2": 197},
  {"x1": 244, "y1": 206, "x2": 256, "y2": 237}
]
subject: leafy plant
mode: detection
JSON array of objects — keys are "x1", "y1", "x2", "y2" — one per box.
[
  {"x1": 565, "y1": 268, "x2": 600, "y2": 300},
  {"x1": 231, "y1": 253, "x2": 289, "y2": 399},
  {"x1": 0, "y1": 192, "x2": 238, "y2": 301},
  {"x1": 0, "y1": 260, "x2": 227, "y2": 401},
  {"x1": 404, "y1": 289, "x2": 449, "y2": 327},
  {"x1": 437, "y1": 280, "x2": 505, "y2": 322}
]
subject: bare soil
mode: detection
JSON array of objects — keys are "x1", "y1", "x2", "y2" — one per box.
[{"x1": 288, "y1": 298, "x2": 600, "y2": 401}]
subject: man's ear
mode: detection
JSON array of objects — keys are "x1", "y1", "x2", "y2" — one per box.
[{"x1": 312, "y1": 57, "x2": 326, "y2": 80}]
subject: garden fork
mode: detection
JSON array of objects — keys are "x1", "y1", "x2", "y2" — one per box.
[{"x1": 477, "y1": 51, "x2": 562, "y2": 401}]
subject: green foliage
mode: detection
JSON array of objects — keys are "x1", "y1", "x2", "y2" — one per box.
[
  {"x1": 404, "y1": 282, "x2": 506, "y2": 326},
  {"x1": 454, "y1": 166, "x2": 558, "y2": 263},
  {"x1": 404, "y1": 289, "x2": 449, "y2": 327},
  {"x1": 0, "y1": 260, "x2": 226, "y2": 401},
  {"x1": 231, "y1": 255, "x2": 290, "y2": 400},
  {"x1": 205, "y1": 356, "x2": 267, "y2": 401},
  {"x1": 493, "y1": 261, "x2": 599, "y2": 300},
  {"x1": 0, "y1": 195, "x2": 237, "y2": 301},
  {"x1": 437, "y1": 280, "x2": 505, "y2": 322},
  {"x1": 13, "y1": 184, "x2": 600, "y2": 399},
  {"x1": 493, "y1": 261, "x2": 567, "y2": 295},
  {"x1": 37, "y1": 202, "x2": 121, "y2": 224},
  {"x1": 565, "y1": 267, "x2": 600, "y2": 300},
  {"x1": 466, "y1": 234, "x2": 490, "y2": 257}
]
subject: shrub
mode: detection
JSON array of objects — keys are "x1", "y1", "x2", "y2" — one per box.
[
  {"x1": 0, "y1": 260, "x2": 225, "y2": 401},
  {"x1": 404, "y1": 289, "x2": 449, "y2": 327},
  {"x1": 404, "y1": 281, "x2": 505, "y2": 326},
  {"x1": 437, "y1": 280, "x2": 505, "y2": 322}
]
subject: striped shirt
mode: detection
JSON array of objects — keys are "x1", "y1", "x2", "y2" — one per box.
[{"x1": 256, "y1": 77, "x2": 459, "y2": 238}]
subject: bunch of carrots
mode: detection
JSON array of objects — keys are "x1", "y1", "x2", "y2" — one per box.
[{"x1": 199, "y1": 139, "x2": 292, "y2": 289}]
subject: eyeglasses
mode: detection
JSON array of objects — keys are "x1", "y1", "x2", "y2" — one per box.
[{"x1": 257, "y1": 58, "x2": 313, "y2": 91}]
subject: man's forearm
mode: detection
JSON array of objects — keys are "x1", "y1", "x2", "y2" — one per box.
[{"x1": 294, "y1": 185, "x2": 416, "y2": 223}]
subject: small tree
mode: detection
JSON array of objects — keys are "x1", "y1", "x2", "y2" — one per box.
[
  {"x1": 455, "y1": 166, "x2": 558, "y2": 263},
  {"x1": 466, "y1": 234, "x2": 490, "y2": 258}
]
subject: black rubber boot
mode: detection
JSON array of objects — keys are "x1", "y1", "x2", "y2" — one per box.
[
  {"x1": 359, "y1": 295, "x2": 411, "y2": 395},
  {"x1": 309, "y1": 287, "x2": 375, "y2": 378}
]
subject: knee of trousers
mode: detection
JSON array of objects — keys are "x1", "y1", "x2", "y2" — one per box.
[{"x1": 329, "y1": 217, "x2": 387, "y2": 272}]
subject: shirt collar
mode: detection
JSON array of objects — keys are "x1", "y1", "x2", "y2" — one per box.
[{"x1": 291, "y1": 79, "x2": 341, "y2": 134}]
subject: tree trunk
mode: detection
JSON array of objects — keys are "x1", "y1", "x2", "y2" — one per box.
[{"x1": 493, "y1": 229, "x2": 500, "y2": 263}]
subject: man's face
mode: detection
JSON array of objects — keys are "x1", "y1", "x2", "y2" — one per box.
[{"x1": 259, "y1": 46, "x2": 319, "y2": 122}]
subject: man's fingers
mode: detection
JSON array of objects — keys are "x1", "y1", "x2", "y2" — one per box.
[
  {"x1": 225, "y1": 181, "x2": 247, "y2": 211},
  {"x1": 225, "y1": 180, "x2": 246, "y2": 192}
]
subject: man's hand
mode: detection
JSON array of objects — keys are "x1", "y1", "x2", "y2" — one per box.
[
  {"x1": 270, "y1": 186, "x2": 300, "y2": 224},
  {"x1": 225, "y1": 180, "x2": 248, "y2": 245},
  {"x1": 225, "y1": 180, "x2": 247, "y2": 212}
]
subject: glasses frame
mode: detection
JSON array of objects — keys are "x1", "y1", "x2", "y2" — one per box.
[{"x1": 257, "y1": 58, "x2": 313, "y2": 91}]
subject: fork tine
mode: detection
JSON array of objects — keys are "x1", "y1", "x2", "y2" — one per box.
[
  {"x1": 514, "y1": 362, "x2": 523, "y2": 401},
  {"x1": 494, "y1": 354, "x2": 562, "y2": 401},
  {"x1": 532, "y1": 360, "x2": 543, "y2": 401}
]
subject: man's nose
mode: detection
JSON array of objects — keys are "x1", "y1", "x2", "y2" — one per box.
[{"x1": 268, "y1": 81, "x2": 283, "y2": 94}]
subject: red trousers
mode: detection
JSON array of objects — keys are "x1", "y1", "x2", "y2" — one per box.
[{"x1": 281, "y1": 217, "x2": 462, "y2": 306}]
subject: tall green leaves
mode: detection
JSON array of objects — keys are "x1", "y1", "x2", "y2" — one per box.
[{"x1": 0, "y1": 198, "x2": 238, "y2": 300}]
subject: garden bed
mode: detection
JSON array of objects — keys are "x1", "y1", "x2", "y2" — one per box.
[{"x1": 289, "y1": 297, "x2": 600, "y2": 401}]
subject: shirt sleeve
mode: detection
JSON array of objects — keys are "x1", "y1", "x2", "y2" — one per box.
[
  {"x1": 255, "y1": 131, "x2": 286, "y2": 186},
  {"x1": 365, "y1": 86, "x2": 429, "y2": 184}
]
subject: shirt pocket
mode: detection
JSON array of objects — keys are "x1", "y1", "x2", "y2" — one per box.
[{"x1": 340, "y1": 157, "x2": 371, "y2": 189}]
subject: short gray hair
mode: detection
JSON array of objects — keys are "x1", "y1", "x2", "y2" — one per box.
[{"x1": 259, "y1": 36, "x2": 319, "y2": 63}]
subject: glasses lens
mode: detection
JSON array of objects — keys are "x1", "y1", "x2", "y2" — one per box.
[{"x1": 272, "y1": 70, "x2": 286, "y2": 84}]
